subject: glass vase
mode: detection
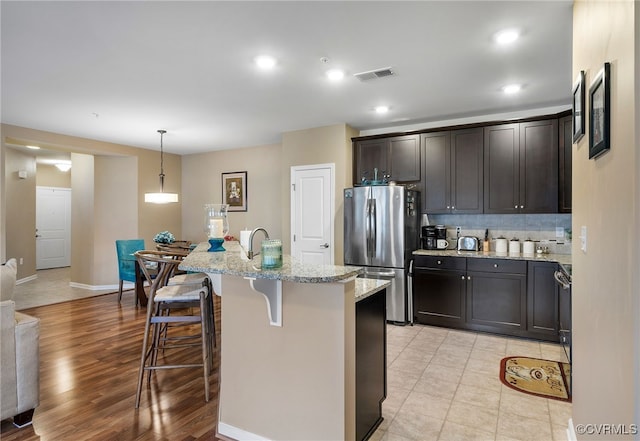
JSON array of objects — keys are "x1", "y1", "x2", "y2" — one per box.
[{"x1": 203, "y1": 204, "x2": 229, "y2": 252}]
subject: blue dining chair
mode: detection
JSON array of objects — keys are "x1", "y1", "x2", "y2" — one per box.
[{"x1": 115, "y1": 239, "x2": 145, "y2": 303}]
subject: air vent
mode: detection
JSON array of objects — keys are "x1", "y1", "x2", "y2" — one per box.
[{"x1": 353, "y1": 67, "x2": 395, "y2": 82}]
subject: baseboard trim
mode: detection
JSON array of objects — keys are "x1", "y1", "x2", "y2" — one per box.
[
  {"x1": 217, "y1": 422, "x2": 271, "y2": 441},
  {"x1": 567, "y1": 418, "x2": 577, "y2": 441},
  {"x1": 69, "y1": 282, "x2": 133, "y2": 291},
  {"x1": 16, "y1": 275, "x2": 38, "y2": 285}
]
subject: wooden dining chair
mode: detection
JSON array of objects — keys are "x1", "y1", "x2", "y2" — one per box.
[{"x1": 133, "y1": 250, "x2": 214, "y2": 408}]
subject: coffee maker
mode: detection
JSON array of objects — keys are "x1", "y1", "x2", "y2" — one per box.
[
  {"x1": 421, "y1": 226, "x2": 437, "y2": 250},
  {"x1": 435, "y1": 225, "x2": 448, "y2": 249}
]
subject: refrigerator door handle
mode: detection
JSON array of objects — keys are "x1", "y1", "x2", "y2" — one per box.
[
  {"x1": 371, "y1": 198, "x2": 377, "y2": 257},
  {"x1": 366, "y1": 198, "x2": 374, "y2": 259},
  {"x1": 407, "y1": 259, "x2": 414, "y2": 325},
  {"x1": 363, "y1": 269, "x2": 397, "y2": 278}
]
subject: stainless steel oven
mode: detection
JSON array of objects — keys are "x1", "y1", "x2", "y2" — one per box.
[{"x1": 554, "y1": 264, "x2": 572, "y2": 364}]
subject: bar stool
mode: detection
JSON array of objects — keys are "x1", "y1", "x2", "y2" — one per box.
[{"x1": 133, "y1": 250, "x2": 214, "y2": 408}]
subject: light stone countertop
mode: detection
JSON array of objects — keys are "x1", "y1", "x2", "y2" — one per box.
[
  {"x1": 413, "y1": 249, "x2": 572, "y2": 266},
  {"x1": 179, "y1": 241, "x2": 363, "y2": 283},
  {"x1": 355, "y1": 278, "x2": 390, "y2": 302}
]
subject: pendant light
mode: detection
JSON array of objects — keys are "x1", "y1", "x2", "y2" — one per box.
[{"x1": 145, "y1": 129, "x2": 179, "y2": 204}]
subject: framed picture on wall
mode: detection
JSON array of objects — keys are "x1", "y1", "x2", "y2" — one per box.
[
  {"x1": 589, "y1": 62, "x2": 611, "y2": 159},
  {"x1": 572, "y1": 70, "x2": 585, "y2": 143},
  {"x1": 222, "y1": 171, "x2": 247, "y2": 211}
]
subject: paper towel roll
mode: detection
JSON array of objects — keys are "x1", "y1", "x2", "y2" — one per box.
[{"x1": 240, "y1": 229, "x2": 251, "y2": 260}]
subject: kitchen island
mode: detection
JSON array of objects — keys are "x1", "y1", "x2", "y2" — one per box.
[{"x1": 180, "y1": 242, "x2": 388, "y2": 441}]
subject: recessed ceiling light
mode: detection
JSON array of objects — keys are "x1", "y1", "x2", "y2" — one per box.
[
  {"x1": 375, "y1": 106, "x2": 389, "y2": 114},
  {"x1": 26, "y1": 145, "x2": 40, "y2": 150},
  {"x1": 326, "y1": 69, "x2": 345, "y2": 81},
  {"x1": 495, "y1": 29, "x2": 519, "y2": 45},
  {"x1": 54, "y1": 161, "x2": 72, "y2": 172},
  {"x1": 502, "y1": 84, "x2": 521, "y2": 94},
  {"x1": 254, "y1": 55, "x2": 276, "y2": 70}
]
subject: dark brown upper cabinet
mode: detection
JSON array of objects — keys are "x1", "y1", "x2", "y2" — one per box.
[
  {"x1": 422, "y1": 128, "x2": 483, "y2": 214},
  {"x1": 484, "y1": 120, "x2": 559, "y2": 214},
  {"x1": 558, "y1": 115, "x2": 572, "y2": 213},
  {"x1": 353, "y1": 134, "x2": 420, "y2": 184}
]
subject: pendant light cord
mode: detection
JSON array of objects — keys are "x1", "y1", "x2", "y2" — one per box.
[{"x1": 158, "y1": 129, "x2": 167, "y2": 192}]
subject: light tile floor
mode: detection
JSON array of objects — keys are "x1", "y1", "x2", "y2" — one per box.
[
  {"x1": 371, "y1": 324, "x2": 572, "y2": 441},
  {"x1": 13, "y1": 267, "x2": 122, "y2": 310}
]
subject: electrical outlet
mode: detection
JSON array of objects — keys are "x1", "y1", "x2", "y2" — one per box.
[
  {"x1": 456, "y1": 226, "x2": 461, "y2": 235},
  {"x1": 555, "y1": 227, "x2": 564, "y2": 238},
  {"x1": 580, "y1": 225, "x2": 587, "y2": 253},
  {"x1": 19, "y1": 257, "x2": 23, "y2": 265}
]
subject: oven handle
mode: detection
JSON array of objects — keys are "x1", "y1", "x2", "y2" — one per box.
[{"x1": 554, "y1": 270, "x2": 571, "y2": 290}]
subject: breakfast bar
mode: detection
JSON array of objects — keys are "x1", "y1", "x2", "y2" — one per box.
[{"x1": 180, "y1": 242, "x2": 388, "y2": 441}]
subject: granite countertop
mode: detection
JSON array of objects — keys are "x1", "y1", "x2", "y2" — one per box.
[
  {"x1": 413, "y1": 249, "x2": 572, "y2": 266},
  {"x1": 180, "y1": 241, "x2": 363, "y2": 283},
  {"x1": 355, "y1": 278, "x2": 390, "y2": 302}
]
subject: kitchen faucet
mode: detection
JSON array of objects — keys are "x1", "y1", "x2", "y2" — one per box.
[{"x1": 246, "y1": 228, "x2": 270, "y2": 259}]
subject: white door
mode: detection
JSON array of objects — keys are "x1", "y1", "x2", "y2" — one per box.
[
  {"x1": 291, "y1": 164, "x2": 334, "y2": 265},
  {"x1": 36, "y1": 187, "x2": 71, "y2": 269}
]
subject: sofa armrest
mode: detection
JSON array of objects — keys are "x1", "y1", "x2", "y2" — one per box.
[{"x1": 14, "y1": 312, "x2": 40, "y2": 413}]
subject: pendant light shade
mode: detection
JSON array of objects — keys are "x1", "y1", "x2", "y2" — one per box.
[{"x1": 145, "y1": 129, "x2": 179, "y2": 204}]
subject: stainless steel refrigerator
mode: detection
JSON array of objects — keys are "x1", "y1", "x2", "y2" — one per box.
[{"x1": 344, "y1": 185, "x2": 420, "y2": 324}]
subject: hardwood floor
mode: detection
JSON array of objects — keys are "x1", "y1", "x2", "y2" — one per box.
[{"x1": 1, "y1": 292, "x2": 222, "y2": 441}]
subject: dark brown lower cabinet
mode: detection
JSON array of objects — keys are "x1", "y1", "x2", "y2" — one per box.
[
  {"x1": 413, "y1": 256, "x2": 565, "y2": 341},
  {"x1": 466, "y1": 259, "x2": 527, "y2": 337},
  {"x1": 413, "y1": 256, "x2": 467, "y2": 328},
  {"x1": 356, "y1": 288, "x2": 386, "y2": 441},
  {"x1": 527, "y1": 261, "x2": 560, "y2": 342}
]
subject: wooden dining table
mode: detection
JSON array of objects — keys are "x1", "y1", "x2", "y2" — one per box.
[{"x1": 134, "y1": 245, "x2": 193, "y2": 307}]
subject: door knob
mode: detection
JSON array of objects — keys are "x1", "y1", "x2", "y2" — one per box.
[{"x1": 320, "y1": 243, "x2": 329, "y2": 249}]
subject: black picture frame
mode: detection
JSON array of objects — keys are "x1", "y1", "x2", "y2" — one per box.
[
  {"x1": 589, "y1": 62, "x2": 611, "y2": 159},
  {"x1": 572, "y1": 70, "x2": 585, "y2": 143},
  {"x1": 222, "y1": 171, "x2": 247, "y2": 211}
]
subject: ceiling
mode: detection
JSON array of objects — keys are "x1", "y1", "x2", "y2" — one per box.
[{"x1": 1, "y1": 1, "x2": 573, "y2": 156}]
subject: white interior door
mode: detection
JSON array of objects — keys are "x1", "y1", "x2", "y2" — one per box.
[
  {"x1": 291, "y1": 164, "x2": 334, "y2": 265},
  {"x1": 36, "y1": 187, "x2": 71, "y2": 269}
]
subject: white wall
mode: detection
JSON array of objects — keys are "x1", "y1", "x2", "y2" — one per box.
[
  {"x1": 181, "y1": 143, "x2": 283, "y2": 244},
  {"x1": 572, "y1": 1, "x2": 639, "y2": 438}
]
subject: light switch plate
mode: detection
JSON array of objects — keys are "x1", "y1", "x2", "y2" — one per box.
[{"x1": 580, "y1": 226, "x2": 587, "y2": 252}]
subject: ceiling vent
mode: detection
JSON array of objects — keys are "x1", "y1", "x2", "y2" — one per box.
[{"x1": 353, "y1": 67, "x2": 395, "y2": 82}]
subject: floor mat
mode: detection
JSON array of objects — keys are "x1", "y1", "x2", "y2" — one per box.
[{"x1": 500, "y1": 356, "x2": 571, "y2": 402}]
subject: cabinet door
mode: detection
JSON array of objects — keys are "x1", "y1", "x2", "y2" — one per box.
[
  {"x1": 421, "y1": 132, "x2": 451, "y2": 213},
  {"x1": 466, "y1": 271, "x2": 526, "y2": 335},
  {"x1": 354, "y1": 138, "x2": 389, "y2": 184},
  {"x1": 558, "y1": 115, "x2": 572, "y2": 213},
  {"x1": 413, "y1": 268, "x2": 466, "y2": 328},
  {"x1": 527, "y1": 261, "x2": 559, "y2": 341},
  {"x1": 519, "y1": 120, "x2": 559, "y2": 213},
  {"x1": 451, "y1": 128, "x2": 483, "y2": 213},
  {"x1": 483, "y1": 124, "x2": 520, "y2": 213},
  {"x1": 355, "y1": 288, "x2": 386, "y2": 441},
  {"x1": 389, "y1": 135, "x2": 420, "y2": 182}
]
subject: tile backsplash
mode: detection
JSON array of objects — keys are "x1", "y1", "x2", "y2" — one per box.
[{"x1": 423, "y1": 213, "x2": 572, "y2": 254}]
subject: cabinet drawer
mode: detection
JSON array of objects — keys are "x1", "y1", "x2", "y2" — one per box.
[
  {"x1": 414, "y1": 255, "x2": 466, "y2": 270},
  {"x1": 467, "y1": 258, "x2": 526, "y2": 274}
]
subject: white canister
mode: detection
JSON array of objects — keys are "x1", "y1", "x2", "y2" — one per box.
[
  {"x1": 509, "y1": 239, "x2": 520, "y2": 255},
  {"x1": 523, "y1": 240, "x2": 535, "y2": 255},
  {"x1": 495, "y1": 238, "x2": 508, "y2": 254}
]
